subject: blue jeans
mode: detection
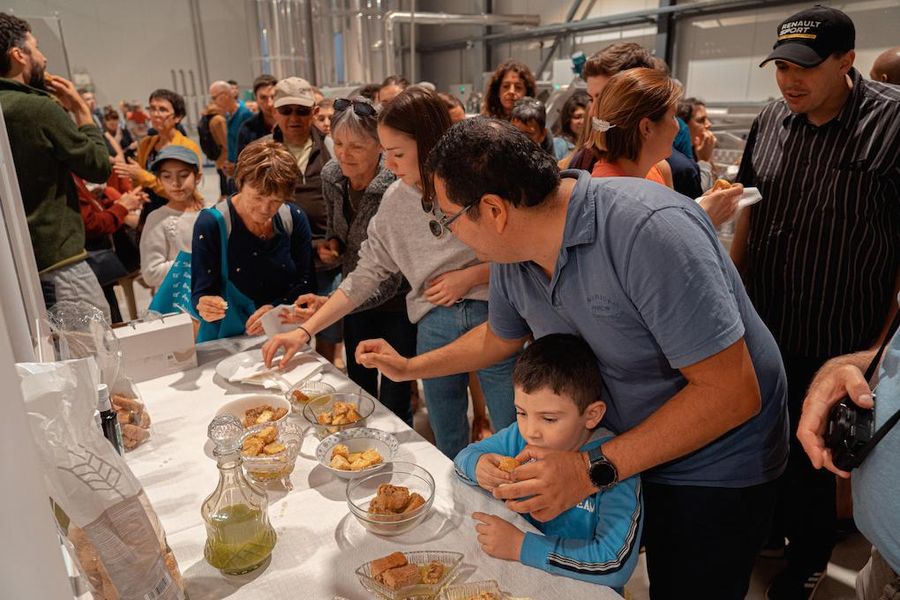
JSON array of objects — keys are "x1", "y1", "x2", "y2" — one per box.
[
  {"x1": 315, "y1": 268, "x2": 342, "y2": 344},
  {"x1": 417, "y1": 300, "x2": 517, "y2": 459},
  {"x1": 344, "y1": 308, "x2": 417, "y2": 427}
]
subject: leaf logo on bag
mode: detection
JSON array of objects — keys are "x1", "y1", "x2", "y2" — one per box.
[{"x1": 59, "y1": 446, "x2": 126, "y2": 500}]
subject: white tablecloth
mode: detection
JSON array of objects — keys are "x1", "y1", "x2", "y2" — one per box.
[{"x1": 128, "y1": 336, "x2": 620, "y2": 600}]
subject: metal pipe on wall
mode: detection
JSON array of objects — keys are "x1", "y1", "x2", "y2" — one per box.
[
  {"x1": 409, "y1": 0, "x2": 415, "y2": 82},
  {"x1": 419, "y1": 0, "x2": 785, "y2": 53},
  {"x1": 247, "y1": 0, "x2": 314, "y2": 81},
  {"x1": 383, "y1": 11, "x2": 540, "y2": 77},
  {"x1": 187, "y1": 0, "x2": 211, "y2": 90}
]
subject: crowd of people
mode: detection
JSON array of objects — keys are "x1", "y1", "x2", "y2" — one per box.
[{"x1": 2, "y1": 5, "x2": 898, "y2": 599}]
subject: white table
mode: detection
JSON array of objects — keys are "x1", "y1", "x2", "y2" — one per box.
[{"x1": 128, "y1": 336, "x2": 620, "y2": 599}]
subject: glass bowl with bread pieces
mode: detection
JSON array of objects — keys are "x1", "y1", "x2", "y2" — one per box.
[
  {"x1": 302, "y1": 392, "x2": 375, "y2": 439},
  {"x1": 346, "y1": 462, "x2": 435, "y2": 536},
  {"x1": 355, "y1": 550, "x2": 463, "y2": 599},
  {"x1": 239, "y1": 421, "x2": 302, "y2": 489}
]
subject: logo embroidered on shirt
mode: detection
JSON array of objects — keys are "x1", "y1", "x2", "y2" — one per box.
[
  {"x1": 576, "y1": 497, "x2": 595, "y2": 513},
  {"x1": 587, "y1": 293, "x2": 620, "y2": 319}
]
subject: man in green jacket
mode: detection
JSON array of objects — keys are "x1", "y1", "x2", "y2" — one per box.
[{"x1": 0, "y1": 13, "x2": 112, "y2": 319}]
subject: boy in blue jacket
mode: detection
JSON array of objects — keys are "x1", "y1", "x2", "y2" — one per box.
[{"x1": 454, "y1": 333, "x2": 642, "y2": 592}]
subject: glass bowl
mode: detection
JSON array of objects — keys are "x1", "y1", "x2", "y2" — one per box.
[
  {"x1": 439, "y1": 580, "x2": 504, "y2": 600},
  {"x1": 315, "y1": 427, "x2": 399, "y2": 480},
  {"x1": 216, "y1": 394, "x2": 291, "y2": 428},
  {"x1": 285, "y1": 379, "x2": 336, "y2": 413},
  {"x1": 302, "y1": 392, "x2": 375, "y2": 439},
  {"x1": 355, "y1": 550, "x2": 463, "y2": 600},
  {"x1": 346, "y1": 462, "x2": 435, "y2": 536},
  {"x1": 240, "y1": 421, "x2": 302, "y2": 489}
]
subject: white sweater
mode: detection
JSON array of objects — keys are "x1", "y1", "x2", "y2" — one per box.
[
  {"x1": 139, "y1": 206, "x2": 199, "y2": 288},
  {"x1": 339, "y1": 179, "x2": 488, "y2": 323}
]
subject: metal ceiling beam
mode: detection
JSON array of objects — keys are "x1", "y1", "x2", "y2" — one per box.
[
  {"x1": 534, "y1": 0, "x2": 586, "y2": 79},
  {"x1": 384, "y1": 10, "x2": 540, "y2": 76},
  {"x1": 654, "y1": 0, "x2": 677, "y2": 68},
  {"x1": 418, "y1": 0, "x2": 790, "y2": 54}
]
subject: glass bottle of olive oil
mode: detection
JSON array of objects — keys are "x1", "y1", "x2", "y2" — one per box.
[{"x1": 202, "y1": 415, "x2": 276, "y2": 575}]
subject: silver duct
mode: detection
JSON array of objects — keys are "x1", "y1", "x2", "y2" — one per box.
[
  {"x1": 248, "y1": 2, "x2": 540, "y2": 88},
  {"x1": 246, "y1": 0, "x2": 315, "y2": 81},
  {"x1": 383, "y1": 11, "x2": 541, "y2": 78},
  {"x1": 309, "y1": 0, "x2": 391, "y2": 87}
]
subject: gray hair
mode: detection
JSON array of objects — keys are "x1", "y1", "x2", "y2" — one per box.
[{"x1": 331, "y1": 96, "x2": 380, "y2": 144}]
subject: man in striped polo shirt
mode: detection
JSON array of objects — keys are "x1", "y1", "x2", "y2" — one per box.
[{"x1": 732, "y1": 6, "x2": 900, "y2": 598}]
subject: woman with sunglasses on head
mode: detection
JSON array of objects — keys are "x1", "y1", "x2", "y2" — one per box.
[
  {"x1": 316, "y1": 96, "x2": 417, "y2": 424},
  {"x1": 257, "y1": 76, "x2": 341, "y2": 362},
  {"x1": 264, "y1": 87, "x2": 517, "y2": 459}
]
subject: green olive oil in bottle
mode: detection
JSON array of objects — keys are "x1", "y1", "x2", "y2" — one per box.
[{"x1": 202, "y1": 415, "x2": 276, "y2": 575}]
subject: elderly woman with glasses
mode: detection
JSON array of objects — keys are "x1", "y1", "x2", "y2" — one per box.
[
  {"x1": 314, "y1": 95, "x2": 416, "y2": 424},
  {"x1": 263, "y1": 87, "x2": 517, "y2": 459},
  {"x1": 191, "y1": 140, "x2": 315, "y2": 341},
  {"x1": 112, "y1": 89, "x2": 202, "y2": 219}
]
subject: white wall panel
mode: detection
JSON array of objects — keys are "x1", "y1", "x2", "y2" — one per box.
[
  {"x1": 7, "y1": 0, "x2": 253, "y2": 111},
  {"x1": 675, "y1": 0, "x2": 900, "y2": 102}
]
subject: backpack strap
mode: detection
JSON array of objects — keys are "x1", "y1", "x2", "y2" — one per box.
[
  {"x1": 276, "y1": 203, "x2": 293, "y2": 236},
  {"x1": 214, "y1": 198, "x2": 233, "y2": 238}
]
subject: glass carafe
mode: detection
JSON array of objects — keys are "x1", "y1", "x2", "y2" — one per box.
[{"x1": 202, "y1": 415, "x2": 277, "y2": 575}]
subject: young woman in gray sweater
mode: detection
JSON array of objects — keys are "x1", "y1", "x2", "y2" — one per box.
[{"x1": 263, "y1": 87, "x2": 516, "y2": 459}]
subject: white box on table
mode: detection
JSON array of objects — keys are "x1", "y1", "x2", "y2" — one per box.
[{"x1": 113, "y1": 313, "x2": 197, "y2": 382}]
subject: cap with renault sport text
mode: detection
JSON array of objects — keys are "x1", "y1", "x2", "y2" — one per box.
[{"x1": 760, "y1": 5, "x2": 855, "y2": 68}]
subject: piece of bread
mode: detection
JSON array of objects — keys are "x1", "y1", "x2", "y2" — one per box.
[
  {"x1": 380, "y1": 563, "x2": 421, "y2": 589},
  {"x1": 420, "y1": 560, "x2": 445, "y2": 584},
  {"x1": 498, "y1": 457, "x2": 519, "y2": 473},
  {"x1": 332, "y1": 443, "x2": 350, "y2": 458},
  {"x1": 712, "y1": 178, "x2": 733, "y2": 191},
  {"x1": 403, "y1": 493, "x2": 426, "y2": 513},
  {"x1": 371, "y1": 552, "x2": 408, "y2": 580},
  {"x1": 262, "y1": 442, "x2": 285, "y2": 455},
  {"x1": 330, "y1": 454, "x2": 351, "y2": 470},
  {"x1": 377, "y1": 484, "x2": 411, "y2": 511},
  {"x1": 258, "y1": 426, "x2": 277, "y2": 444}
]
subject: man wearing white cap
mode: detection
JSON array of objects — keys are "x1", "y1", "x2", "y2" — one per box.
[{"x1": 258, "y1": 76, "x2": 339, "y2": 361}]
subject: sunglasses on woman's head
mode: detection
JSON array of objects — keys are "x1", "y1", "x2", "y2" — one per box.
[
  {"x1": 276, "y1": 105, "x2": 313, "y2": 117},
  {"x1": 334, "y1": 98, "x2": 377, "y2": 118},
  {"x1": 421, "y1": 196, "x2": 477, "y2": 238}
]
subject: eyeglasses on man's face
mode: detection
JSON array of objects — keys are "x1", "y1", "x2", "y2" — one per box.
[{"x1": 276, "y1": 105, "x2": 313, "y2": 117}]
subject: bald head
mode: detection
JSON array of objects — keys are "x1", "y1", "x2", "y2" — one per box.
[
  {"x1": 209, "y1": 80, "x2": 236, "y2": 112},
  {"x1": 871, "y1": 46, "x2": 900, "y2": 85}
]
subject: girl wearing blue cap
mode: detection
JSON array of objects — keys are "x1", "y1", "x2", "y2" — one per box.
[{"x1": 141, "y1": 145, "x2": 204, "y2": 317}]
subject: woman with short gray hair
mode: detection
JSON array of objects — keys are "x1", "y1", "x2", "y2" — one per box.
[{"x1": 316, "y1": 96, "x2": 416, "y2": 423}]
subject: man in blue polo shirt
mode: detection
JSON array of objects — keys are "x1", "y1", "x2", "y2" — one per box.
[
  {"x1": 355, "y1": 118, "x2": 789, "y2": 598},
  {"x1": 209, "y1": 79, "x2": 252, "y2": 167}
]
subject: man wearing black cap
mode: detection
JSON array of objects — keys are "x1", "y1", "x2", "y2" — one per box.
[{"x1": 732, "y1": 5, "x2": 900, "y2": 599}]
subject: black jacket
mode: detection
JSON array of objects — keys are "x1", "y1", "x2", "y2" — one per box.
[
  {"x1": 265, "y1": 126, "x2": 332, "y2": 269},
  {"x1": 235, "y1": 111, "x2": 273, "y2": 158}
]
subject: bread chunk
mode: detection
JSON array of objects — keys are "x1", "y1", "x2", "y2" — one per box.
[{"x1": 371, "y1": 551, "x2": 407, "y2": 580}]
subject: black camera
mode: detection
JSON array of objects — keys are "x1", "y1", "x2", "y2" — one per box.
[{"x1": 825, "y1": 396, "x2": 875, "y2": 471}]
